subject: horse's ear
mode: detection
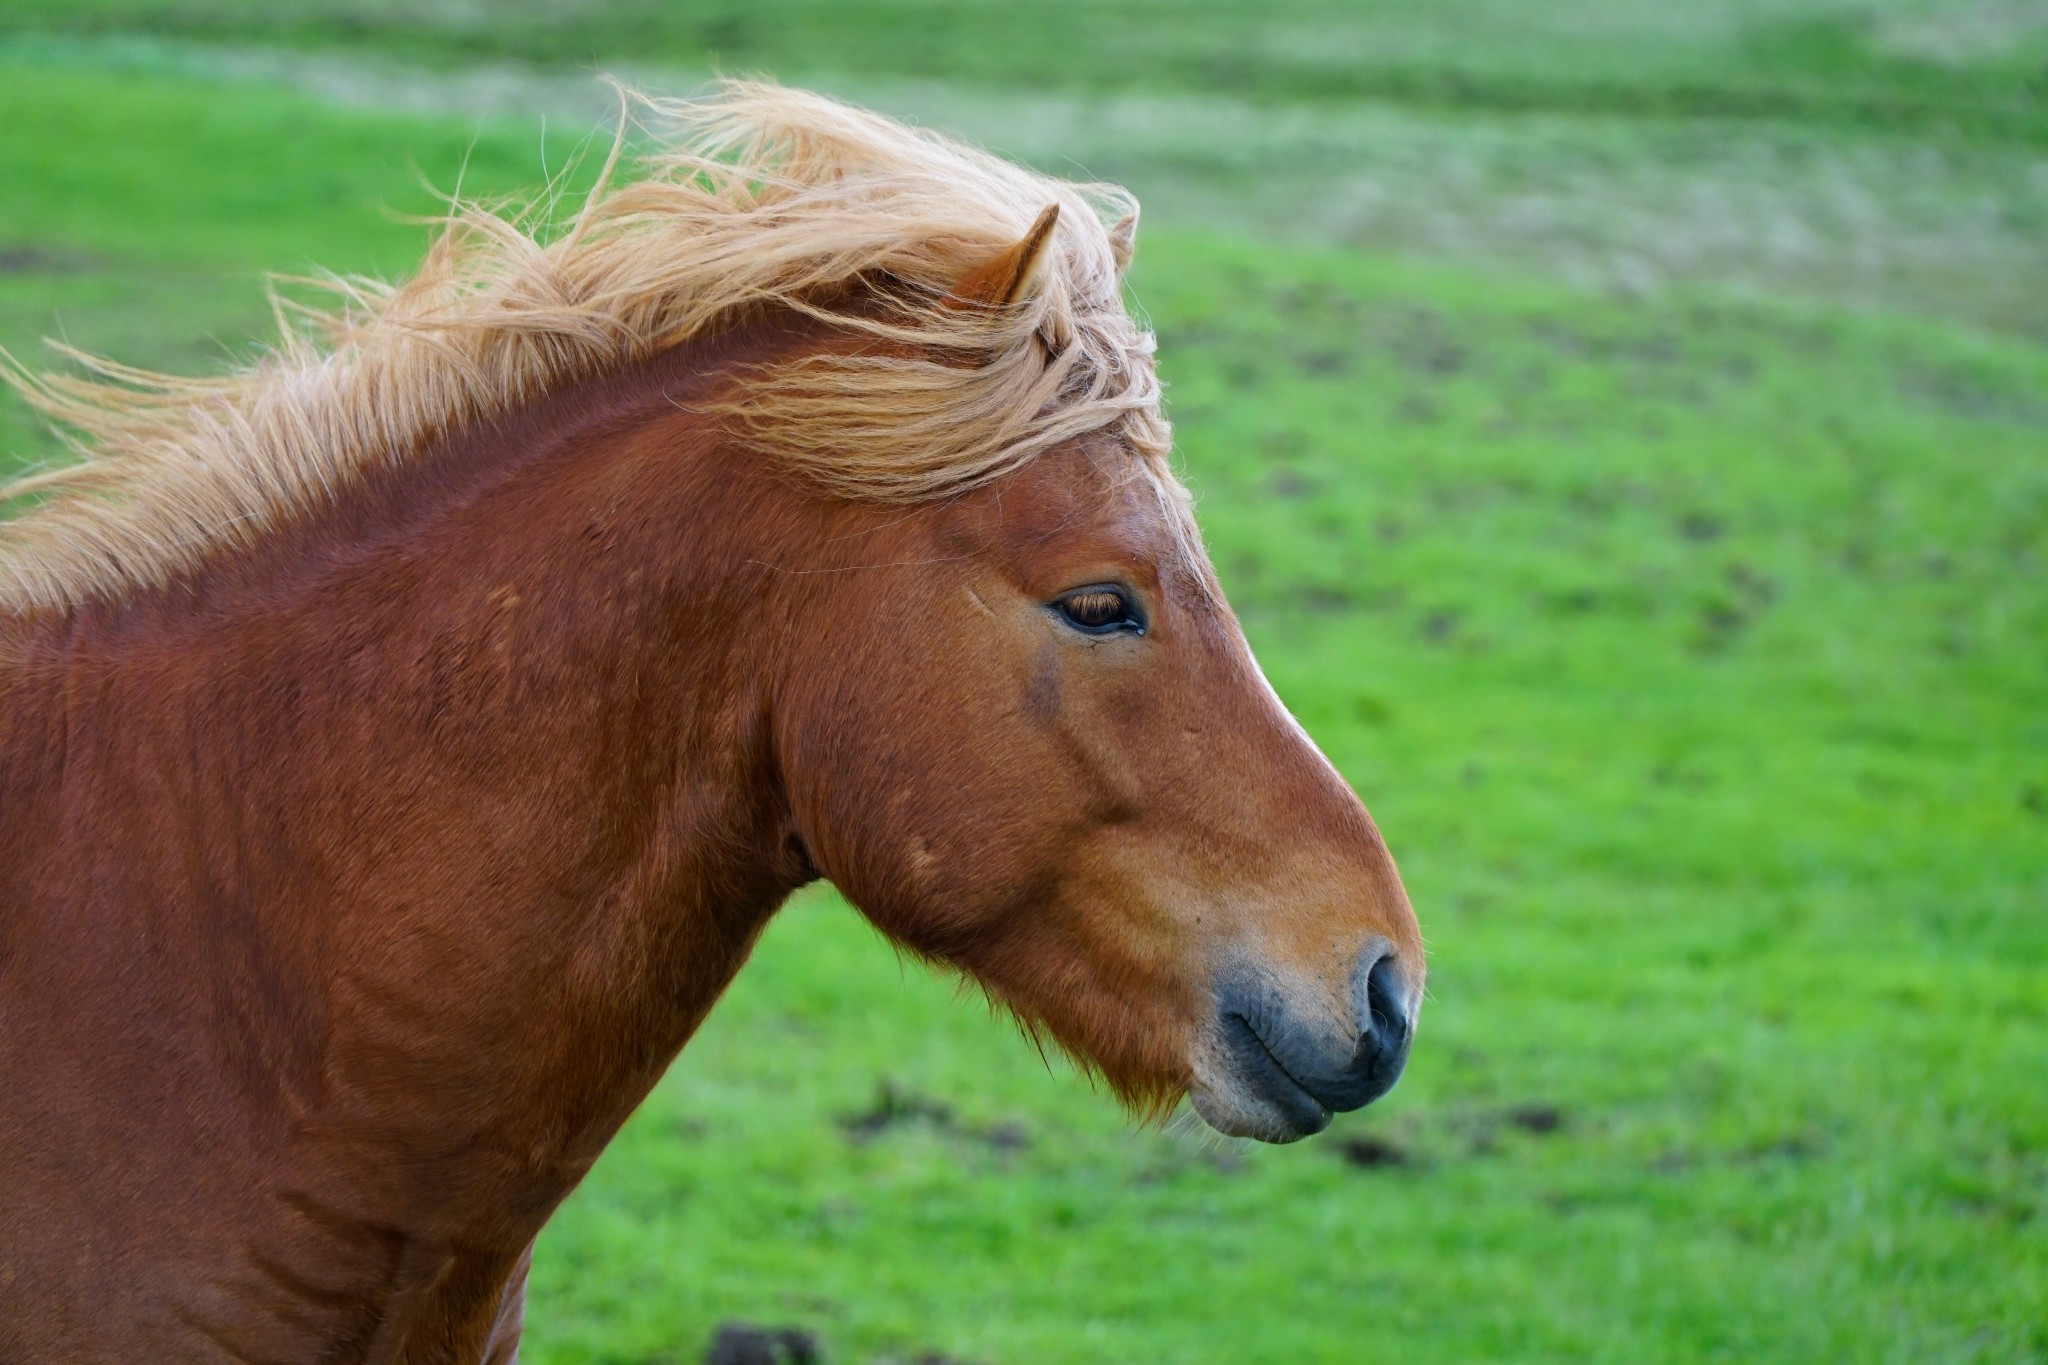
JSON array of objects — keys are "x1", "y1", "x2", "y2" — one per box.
[
  {"x1": 947, "y1": 203, "x2": 1060, "y2": 309},
  {"x1": 1107, "y1": 212, "x2": 1137, "y2": 272}
]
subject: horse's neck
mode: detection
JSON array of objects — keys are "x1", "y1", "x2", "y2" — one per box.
[{"x1": 0, "y1": 333, "x2": 820, "y2": 1357}]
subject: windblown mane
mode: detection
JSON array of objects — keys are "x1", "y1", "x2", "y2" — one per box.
[{"x1": 0, "y1": 80, "x2": 1169, "y2": 613}]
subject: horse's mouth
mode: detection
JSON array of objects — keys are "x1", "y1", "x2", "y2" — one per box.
[
  {"x1": 1230, "y1": 1011, "x2": 1337, "y2": 1136},
  {"x1": 1189, "y1": 950, "x2": 1416, "y2": 1143},
  {"x1": 1188, "y1": 1011, "x2": 1334, "y2": 1143}
]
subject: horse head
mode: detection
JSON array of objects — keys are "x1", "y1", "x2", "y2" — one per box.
[{"x1": 769, "y1": 212, "x2": 1423, "y2": 1142}]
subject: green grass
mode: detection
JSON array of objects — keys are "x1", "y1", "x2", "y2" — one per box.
[
  {"x1": 6, "y1": 0, "x2": 2046, "y2": 140},
  {"x1": 2, "y1": 11, "x2": 2044, "y2": 1364}
]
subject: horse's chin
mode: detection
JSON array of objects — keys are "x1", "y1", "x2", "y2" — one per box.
[{"x1": 1187, "y1": 1078, "x2": 1331, "y2": 1145}]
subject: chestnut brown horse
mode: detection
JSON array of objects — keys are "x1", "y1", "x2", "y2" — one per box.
[{"x1": 0, "y1": 84, "x2": 1422, "y2": 1362}]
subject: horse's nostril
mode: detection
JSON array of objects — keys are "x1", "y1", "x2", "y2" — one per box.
[{"x1": 1364, "y1": 952, "x2": 1410, "y2": 1044}]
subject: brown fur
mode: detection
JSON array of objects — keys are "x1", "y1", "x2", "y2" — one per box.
[{"x1": 0, "y1": 94, "x2": 1421, "y2": 1365}]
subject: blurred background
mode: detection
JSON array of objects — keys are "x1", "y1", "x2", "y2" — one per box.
[{"x1": 2, "y1": 3, "x2": 2043, "y2": 1361}]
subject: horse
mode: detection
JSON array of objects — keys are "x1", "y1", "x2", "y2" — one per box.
[{"x1": 0, "y1": 82, "x2": 1423, "y2": 1363}]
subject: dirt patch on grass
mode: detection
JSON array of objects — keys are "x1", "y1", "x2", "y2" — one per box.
[
  {"x1": 705, "y1": 1322, "x2": 822, "y2": 1365},
  {"x1": 837, "y1": 1078, "x2": 1032, "y2": 1154},
  {"x1": 1340, "y1": 1134, "x2": 1412, "y2": 1168},
  {"x1": 0, "y1": 244, "x2": 99, "y2": 275},
  {"x1": 1505, "y1": 1104, "x2": 1566, "y2": 1135}
]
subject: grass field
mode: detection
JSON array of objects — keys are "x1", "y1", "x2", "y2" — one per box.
[{"x1": 2, "y1": 5, "x2": 2044, "y2": 1362}]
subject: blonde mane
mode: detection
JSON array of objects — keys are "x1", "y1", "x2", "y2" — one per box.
[{"x1": 0, "y1": 80, "x2": 1170, "y2": 614}]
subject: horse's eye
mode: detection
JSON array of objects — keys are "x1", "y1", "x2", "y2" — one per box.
[{"x1": 1053, "y1": 586, "x2": 1143, "y2": 635}]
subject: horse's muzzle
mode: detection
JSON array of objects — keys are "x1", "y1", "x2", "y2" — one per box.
[{"x1": 1192, "y1": 944, "x2": 1416, "y2": 1142}]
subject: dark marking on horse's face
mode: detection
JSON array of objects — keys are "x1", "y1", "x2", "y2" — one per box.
[
  {"x1": 1023, "y1": 644, "x2": 1062, "y2": 725},
  {"x1": 774, "y1": 435, "x2": 1424, "y2": 1137}
]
